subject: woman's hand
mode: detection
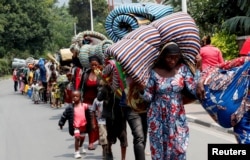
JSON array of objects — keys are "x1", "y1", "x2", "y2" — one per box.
[
  {"x1": 195, "y1": 54, "x2": 202, "y2": 70},
  {"x1": 196, "y1": 81, "x2": 205, "y2": 100}
]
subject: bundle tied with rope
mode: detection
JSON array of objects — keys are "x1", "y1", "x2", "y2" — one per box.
[
  {"x1": 105, "y1": 3, "x2": 173, "y2": 42},
  {"x1": 71, "y1": 30, "x2": 108, "y2": 55},
  {"x1": 78, "y1": 39, "x2": 113, "y2": 68},
  {"x1": 67, "y1": 30, "x2": 110, "y2": 72}
]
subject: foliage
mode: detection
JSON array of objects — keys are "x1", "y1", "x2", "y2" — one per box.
[
  {"x1": 188, "y1": 0, "x2": 250, "y2": 36},
  {"x1": 68, "y1": 0, "x2": 108, "y2": 34},
  {"x1": 162, "y1": 0, "x2": 181, "y2": 12},
  {"x1": 0, "y1": 58, "x2": 10, "y2": 76},
  {"x1": 0, "y1": 1, "x2": 76, "y2": 58},
  {"x1": 0, "y1": 0, "x2": 55, "y2": 57},
  {"x1": 46, "y1": 6, "x2": 77, "y2": 51},
  {"x1": 0, "y1": 1, "x2": 76, "y2": 76},
  {"x1": 222, "y1": 16, "x2": 250, "y2": 36},
  {"x1": 221, "y1": 0, "x2": 250, "y2": 35},
  {"x1": 211, "y1": 31, "x2": 239, "y2": 60}
]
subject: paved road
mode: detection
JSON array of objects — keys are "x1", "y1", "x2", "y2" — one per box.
[{"x1": 0, "y1": 78, "x2": 236, "y2": 160}]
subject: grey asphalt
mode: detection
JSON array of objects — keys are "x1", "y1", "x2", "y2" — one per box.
[
  {"x1": 185, "y1": 101, "x2": 234, "y2": 135},
  {"x1": 0, "y1": 77, "x2": 235, "y2": 160}
]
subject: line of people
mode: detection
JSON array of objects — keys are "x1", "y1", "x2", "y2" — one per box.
[
  {"x1": 12, "y1": 59, "x2": 62, "y2": 107},
  {"x1": 12, "y1": 35, "x2": 250, "y2": 160},
  {"x1": 58, "y1": 55, "x2": 148, "y2": 160}
]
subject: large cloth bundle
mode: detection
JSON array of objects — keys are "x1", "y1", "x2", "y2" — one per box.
[
  {"x1": 55, "y1": 48, "x2": 73, "y2": 66},
  {"x1": 59, "y1": 48, "x2": 72, "y2": 62},
  {"x1": 105, "y1": 12, "x2": 200, "y2": 86},
  {"x1": 78, "y1": 40, "x2": 113, "y2": 68},
  {"x1": 200, "y1": 57, "x2": 250, "y2": 128},
  {"x1": 12, "y1": 58, "x2": 26, "y2": 69},
  {"x1": 105, "y1": 3, "x2": 173, "y2": 42},
  {"x1": 70, "y1": 31, "x2": 108, "y2": 55}
]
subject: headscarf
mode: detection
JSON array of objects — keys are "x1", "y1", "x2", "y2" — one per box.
[{"x1": 160, "y1": 42, "x2": 181, "y2": 55}]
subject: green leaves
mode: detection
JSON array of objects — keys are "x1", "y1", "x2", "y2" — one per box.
[
  {"x1": 211, "y1": 31, "x2": 239, "y2": 60},
  {"x1": 68, "y1": 0, "x2": 108, "y2": 33},
  {"x1": 0, "y1": 0, "x2": 76, "y2": 59}
]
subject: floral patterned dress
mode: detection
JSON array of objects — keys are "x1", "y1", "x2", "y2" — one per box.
[{"x1": 142, "y1": 64, "x2": 198, "y2": 160}]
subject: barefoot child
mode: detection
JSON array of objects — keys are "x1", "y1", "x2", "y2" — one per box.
[{"x1": 58, "y1": 90, "x2": 88, "y2": 159}]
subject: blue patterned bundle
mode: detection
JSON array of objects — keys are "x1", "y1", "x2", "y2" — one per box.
[
  {"x1": 105, "y1": 3, "x2": 173, "y2": 42},
  {"x1": 200, "y1": 57, "x2": 250, "y2": 128}
]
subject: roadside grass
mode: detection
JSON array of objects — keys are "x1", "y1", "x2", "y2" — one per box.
[{"x1": 0, "y1": 75, "x2": 11, "y2": 81}]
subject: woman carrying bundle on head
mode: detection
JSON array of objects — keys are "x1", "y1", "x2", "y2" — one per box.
[
  {"x1": 140, "y1": 42, "x2": 202, "y2": 160},
  {"x1": 79, "y1": 55, "x2": 103, "y2": 150}
]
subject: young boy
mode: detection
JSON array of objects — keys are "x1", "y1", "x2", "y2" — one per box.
[
  {"x1": 58, "y1": 90, "x2": 88, "y2": 159},
  {"x1": 31, "y1": 80, "x2": 41, "y2": 104},
  {"x1": 51, "y1": 82, "x2": 61, "y2": 108},
  {"x1": 92, "y1": 97, "x2": 108, "y2": 159}
]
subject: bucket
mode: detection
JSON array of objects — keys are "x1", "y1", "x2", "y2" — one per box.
[{"x1": 27, "y1": 88, "x2": 33, "y2": 98}]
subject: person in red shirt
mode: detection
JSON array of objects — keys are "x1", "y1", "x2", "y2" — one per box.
[
  {"x1": 64, "y1": 72, "x2": 73, "y2": 105},
  {"x1": 59, "y1": 90, "x2": 88, "y2": 159},
  {"x1": 79, "y1": 55, "x2": 103, "y2": 150},
  {"x1": 200, "y1": 35, "x2": 224, "y2": 71},
  {"x1": 12, "y1": 68, "x2": 18, "y2": 92}
]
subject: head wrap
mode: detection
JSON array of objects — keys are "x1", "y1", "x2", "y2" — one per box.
[{"x1": 160, "y1": 42, "x2": 180, "y2": 55}]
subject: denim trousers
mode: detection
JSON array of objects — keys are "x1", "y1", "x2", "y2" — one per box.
[{"x1": 123, "y1": 107, "x2": 148, "y2": 160}]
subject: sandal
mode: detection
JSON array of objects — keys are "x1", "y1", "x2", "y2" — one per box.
[{"x1": 88, "y1": 144, "x2": 95, "y2": 150}]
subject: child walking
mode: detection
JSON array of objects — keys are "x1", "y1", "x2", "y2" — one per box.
[
  {"x1": 58, "y1": 90, "x2": 88, "y2": 159},
  {"x1": 92, "y1": 97, "x2": 108, "y2": 159}
]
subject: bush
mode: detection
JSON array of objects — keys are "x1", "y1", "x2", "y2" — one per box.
[
  {"x1": 0, "y1": 58, "x2": 11, "y2": 77},
  {"x1": 211, "y1": 31, "x2": 239, "y2": 60}
]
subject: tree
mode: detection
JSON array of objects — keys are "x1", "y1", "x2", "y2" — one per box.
[
  {"x1": 0, "y1": 0, "x2": 77, "y2": 59},
  {"x1": 188, "y1": 0, "x2": 250, "y2": 36},
  {"x1": 222, "y1": 0, "x2": 250, "y2": 35},
  {"x1": 46, "y1": 6, "x2": 77, "y2": 51},
  {"x1": 68, "y1": 0, "x2": 108, "y2": 34},
  {"x1": 0, "y1": 0, "x2": 56, "y2": 57}
]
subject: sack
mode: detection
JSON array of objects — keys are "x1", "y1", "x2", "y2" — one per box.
[{"x1": 60, "y1": 48, "x2": 72, "y2": 62}]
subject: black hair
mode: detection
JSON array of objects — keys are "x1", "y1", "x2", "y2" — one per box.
[
  {"x1": 202, "y1": 35, "x2": 211, "y2": 45},
  {"x1": 88, "y1": 55, "x2": 102, "y2": 65}
]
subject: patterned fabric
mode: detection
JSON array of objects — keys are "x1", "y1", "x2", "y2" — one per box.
[
  {"x1": 234, "y1": 111, "x2": 250, "y2": 144},
  {"x1": 142, "y1": 64, "x2": 198, "y2": 160},
  {"x1": 101, "y1": 59, "x2": 126, "y2": 97},
  {"x1": 105, "y1": 12, "x2": 200, "y2": 86},
  {"x1": 105, "y1": 3, "x2": 173, "y2": 42},
  {"x1": 200, "y1": 56, "x2": 250, "y2": 128}
]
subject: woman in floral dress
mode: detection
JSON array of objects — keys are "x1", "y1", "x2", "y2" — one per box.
[{"x1": 141, "y1": 42, "x2": 201, "y2": 160}]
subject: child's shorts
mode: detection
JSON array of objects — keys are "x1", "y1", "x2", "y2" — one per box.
[
  {"x1": 98, "y1": 124, "x2": 108, "y2": 145},
  {"x1": 74, "y1": 126, "x2": 86, "y2": 138}
]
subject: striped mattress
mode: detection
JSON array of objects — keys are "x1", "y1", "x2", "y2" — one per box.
[
  {"x1": 105, "y1": 3, "x2": 173, "y2": 42},
  {"x1": 105, "y1": 12, "x2": 201, "y2": 86}
]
